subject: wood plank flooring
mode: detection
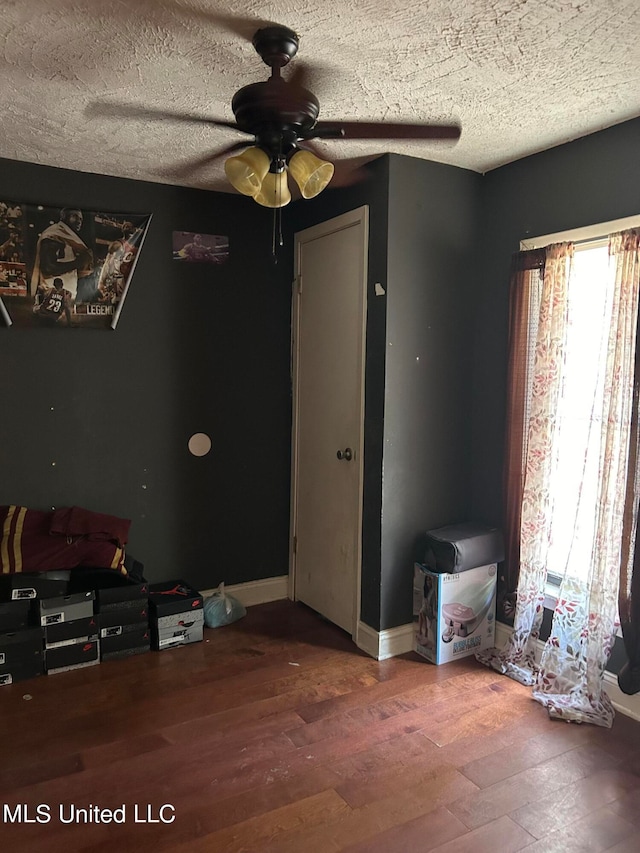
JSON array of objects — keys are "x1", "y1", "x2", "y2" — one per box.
[{"x1": 1, "y1": 599, "x2": 640, "y2": 852}]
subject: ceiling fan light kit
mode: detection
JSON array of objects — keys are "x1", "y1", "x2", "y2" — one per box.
[
  {"x1": 288, "y1": 150, "x2": 335, "y2": 199},
  {"x1": 223, "y1": 146, "x2": 271, "y2": 196},
  {"x1": 254, "y1": 168, "x2": 292, "y2": 208},
  {"x1": 225, "y1": 145, "x2": 334, "y2": 204}
]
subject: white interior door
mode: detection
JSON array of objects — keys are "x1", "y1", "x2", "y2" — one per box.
[{"x1": 291, "y1": 206, "x2": 368, "y2": 635}]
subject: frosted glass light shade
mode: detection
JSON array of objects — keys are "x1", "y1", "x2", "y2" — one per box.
[
  {"x1": 254, "y1": 170, "x2": 291, "y2": 208},
  {"x1": 288, "y1": 150, "x2": 334, "y2": 198},
  {"x1": 224, "y1": 147, "x2": 270, "y2": 196}
]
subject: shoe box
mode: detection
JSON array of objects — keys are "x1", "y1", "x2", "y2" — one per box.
[
  {"x1": 0, "y1": 599, "x2": 34, "y2": 633},
  {"x1": 43, "y1": 614, "x2": 98, "y2": 646},
  {"x1": 152, "y1": 610, "x2": 205, "y2": 650},
  {"x1": 0, "y1": 575, "x2": 70, "y2": 685},
  {"x1": 100, "y1": 625, "x2": 151, "y2": 661},
  {"x1": 148, "y1": 580, "x2": 204, "y2": 650},
  {"x1": 0, "y1": 571, "x2": 69, "y2": 603},
  {"x1": 1, "y1": 572, "x2": 206, "y2": 683},
  {"x1": 0, "y1": 626, "x2": 44, "y2": 686},
  {"x1": 98, "y1": 609, "x2": 150, "y2": 660},
  {"x1": 0, "y1": 582, "x2": 102, "y2": 680},
  {"x1": 38, "y1": 591, "x2": 100, "y2": 674},
  {"x1": 88, "y1": 577, "x2": 151, "y2": 661},
  {"x1": 39, "y1": 591, "x2": 95, "y2": 627},
  {"x1": 69, "y1": 569, "x2": 149, "y2": 611},
  {"x1": 44, "y1": 639, "x2": 100, "y2": 674}
]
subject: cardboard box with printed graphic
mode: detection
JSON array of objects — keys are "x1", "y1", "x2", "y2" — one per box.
[{"x1": 413, "y1": 562, "x2": 497, "y2": 665}]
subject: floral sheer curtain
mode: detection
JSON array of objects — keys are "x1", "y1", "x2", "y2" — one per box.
[{"x1": 479, "y1": 230, "x2": 640, "y2": 728}]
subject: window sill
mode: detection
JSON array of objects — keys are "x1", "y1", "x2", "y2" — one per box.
[{"x1": 543, "y1": 580, "x2": 623, "y2": 638}]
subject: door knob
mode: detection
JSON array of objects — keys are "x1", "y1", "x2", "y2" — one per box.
[{"x1": 336, "y1": 448, "x2": 353, "y2": 461}]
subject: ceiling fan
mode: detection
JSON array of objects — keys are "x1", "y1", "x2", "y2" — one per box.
[
  {"x1": 89, "y1": 21, "x2": 460, "y2": 228},
  {"x1": 207, "y1": 24, "x2": 461, "y2": 208},
  {"x1": 116, "y1": 23, "x2": 459, "y2": 209}
]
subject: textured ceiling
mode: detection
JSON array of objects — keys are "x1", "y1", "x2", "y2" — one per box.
[{"x1": 1, "y1": 0, "x2": 639, "y2": 193}]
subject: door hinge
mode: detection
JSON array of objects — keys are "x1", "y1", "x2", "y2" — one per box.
[
  {"x1": 293, "y1": 535, "x2": 297, "y2": 554},
  {"x1": 294, "y1": 274, "x2": 302, "y2": 294}
]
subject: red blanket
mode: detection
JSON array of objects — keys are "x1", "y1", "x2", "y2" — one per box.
[{"x1": 0, "y1": 505, "x2": 129, "y2": 575}]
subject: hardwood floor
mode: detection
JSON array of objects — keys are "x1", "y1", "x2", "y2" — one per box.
[{"x1": 1, "y1": 599, "x2": 640, "y2": 852}]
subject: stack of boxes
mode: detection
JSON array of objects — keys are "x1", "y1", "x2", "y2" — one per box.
[
  {"x1": 0, "y1": 625, "x2": 43, "y2": 686},
  {"x1": 67, "y1": 570, "x2": 151, "y2": 661},
  {"x1": 0, "y1": 572, "x2": 205, "y2": 686},
  {"x1": 0, "y1": 572, "x2": 69, "y2": 684},
  {"x1": 413, "y1": 523, "x2": 504, "y2": 665},
  {"x1": 149, "y1": 580, "x2": 204, "y2": 650},
  {"x1": 40, "y1": 590, "x2": 100, "y2": 674},
  {"x1": 95, "y1": 581, "x2": 150, "y2": 661}
]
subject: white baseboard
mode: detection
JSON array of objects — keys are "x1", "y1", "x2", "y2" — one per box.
[
  {"x1": 495, "y1": 622, "x2": 640, "y2": 723},
  {"x1": 355, "y1": 620, "x2": 415, "y2": 660},
  {"x1": 194, "y1": 583, "x2": 640, "y2": 721},
  {"x1": 201, "y1": 575, "x2": 289, "y2": 608},
  {"x1": 199, "y1": 583, "x2": 414, "y2": 662},
  {"x1": 355, "y1": 619, "x2": 640, "y2": 721}
]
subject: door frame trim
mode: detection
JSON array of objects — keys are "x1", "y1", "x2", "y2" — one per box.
[{"x1": 289, "y1": 205, "x2": 369, "y2": 640}]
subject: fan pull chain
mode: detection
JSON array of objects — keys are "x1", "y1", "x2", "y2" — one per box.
[
  {"x1": 272, "y1": 208, "x2": 278, "y2": 262},
  {"x1": 270, "y1": 139, "x2": 285, "y2": 261}
]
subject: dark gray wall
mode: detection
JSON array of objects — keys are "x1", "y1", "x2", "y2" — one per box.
[
  {"x1": 3, "y1": 116, "x2": 636, "y2": 630},
  {"x1": 470, "y1": 117, "x2": 640, "y2": 529},
  {"x1": 283, "y1": 157, "x2": 390, "y2": 630},
  {"x1": 0, "y1": 158, "x2": 293, "y2": 591},
  {"x1": 381, "y1": 155, "x2": 482, "y2": 630}
]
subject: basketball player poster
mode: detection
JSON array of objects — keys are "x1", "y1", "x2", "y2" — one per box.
[
  {"x1": 172, "y1": 231, "x2": 229, "y2": 264},
  {"x1": 0, "y1": 200, "x2": 152, "y2": 329}
]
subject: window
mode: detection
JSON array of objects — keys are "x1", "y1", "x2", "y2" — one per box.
[
  {"x1": 521, "y1": 216, "x2": 640, "y2": 597},
  {"x1": 484, "y1": 219, "x2": 640, "y2": 725}
]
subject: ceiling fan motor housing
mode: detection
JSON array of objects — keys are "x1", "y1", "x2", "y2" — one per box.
[{"x1": 231, "y1": 79, "x2": 320, "y2": 157}]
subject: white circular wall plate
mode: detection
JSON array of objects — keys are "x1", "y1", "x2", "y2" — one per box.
[{"x1": 188, "y1": 432, "x2": 211, "y2": 457}]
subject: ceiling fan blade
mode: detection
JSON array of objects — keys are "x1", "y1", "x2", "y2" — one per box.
[
  {"x1": 85, "y1": 101, "x2": 246, "y2": 133},
  {"x1": 284, "y1": 60, "x2": 335, "y2": 95},
  {"x1": 306, "y1": 121, "x2": 462, "y2": 142},
  {"x1": 170, "y1": 9, "x2": 282, "y2": 43},
  {"x1": 295, "y1": 139, "x2": 328, "y2": 158},
  {"x1": 329, "y1": 156, "x2": 381, "y2": 189},
  {"x1": 285, "y1": 61, "x2": 313, "y2": 91},
  {"x1": 165, "y1": 141, "x2": 252, "y2": 179}
]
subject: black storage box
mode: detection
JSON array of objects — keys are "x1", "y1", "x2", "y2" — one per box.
[
  {"x1": 39, "y1": 591, "x2": 95, "y2": 627},
  {"x1": 0, "y1": 572, "x2": 69, "y2": 603},
  {"x1": 424, "y1": 523, "x2": 504, "y2": 574},
  {"x1": 45, "y1": 639, "x2": 100, "y2": 673},
  {"x1": 99, "y1": 616, "x2": 148, "y2": 640},
  {"x1": 101, "y1": 645, "x2": 150, "y2": 662},
  {"x1": 148, "y1": 581, "x2": 203, "y2": 618},
  {"x1": 94, "y1": 581, "x2": 148, "y2": 611},
  {"x1": 0, "y1": 600, "x2": 34, "y2": 632},
  {"x1": 0, "y1": 627, "x2": 44, "y2": 671},
  {"x1": 69, "y1": 569, "x2": 148, "y2": 611},
  {"x1": 43, "y1": 615, "x2": 99, "y2": 647},
  {"x1": 1, "y1": 625, "x2": 44, "y2": 684},
  {"x1": 0, "y1": 659, "x2": 44, "y2": 686},
  {"x1": 100, "y1": 625, "x2": 150, "y2": 658},
  {"x1": 98, "y1": 604, "x2": 149, "y2": 637}
]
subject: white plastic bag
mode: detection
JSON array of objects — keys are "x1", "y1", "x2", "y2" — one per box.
[{"x1": 203, "y1": 582, "x2": 246, "y2": 628}]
